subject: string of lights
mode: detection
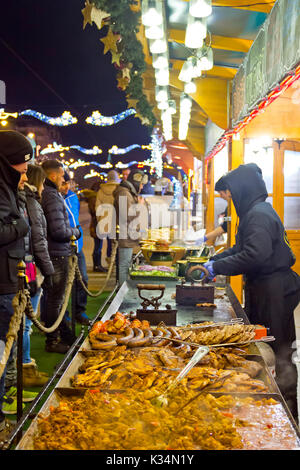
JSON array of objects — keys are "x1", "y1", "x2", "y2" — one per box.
[
  {"x1": 108, "y1": 144, "x2": 151, "y2": 155},
  {"x1": 1, "y1": 107, "x2": 137, "y2": 127},
  {"x1": 19, "y1": 110, "x2": 78, "y2": 126},
  {"x1": 85, "y1": 108, "x2": 136, "y2": 126}
]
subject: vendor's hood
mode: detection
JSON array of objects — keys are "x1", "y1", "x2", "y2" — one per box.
[{"x1": 219, "y1": 163, "x2": 268, "y2": 218}]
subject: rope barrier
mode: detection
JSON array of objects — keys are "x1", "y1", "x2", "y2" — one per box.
[
  {"x1": 75, "y1": 240, "x2": 118, "y2": 297},
  {"x1": 0, "y1": 239, "x2": 118, "y2": 379}
]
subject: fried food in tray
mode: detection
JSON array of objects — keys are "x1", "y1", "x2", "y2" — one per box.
[
  {"x1": 32, "y1": 387, "x2": 300, "y2": 450},
  {"x1": 71, "y1": 345, "x2": 268, "y2": 394},
  {"x1": 88, "y1": 313, "x2": 153, "y2": 350},
  {"x1": 175, "y1": 323, "x2": 256, "y2": 346}
]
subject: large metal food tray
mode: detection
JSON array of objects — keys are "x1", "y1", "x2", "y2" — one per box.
[
  {"x1": 16, "y1": 389, "x2": 300, "y2": 450},
  {"x1": 51, "y1": 346, "x2": 278, "y2": 394},
  {"x1": 15, "y1": 280, "x2": 296, "y2": 450}
]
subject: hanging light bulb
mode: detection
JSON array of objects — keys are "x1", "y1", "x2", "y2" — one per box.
[
  {"x1": 178, "y1": 119, "x2": 189, "y2": 140},
  {"x1": 189, "y1": 0, "x2": 212, "y2": 18},
  {"x1": 180, "y1": 93, "x2": 192, "y2": 117},
  {"x1": 185, "y1": 16, "x2": 207, "y2": 49},
  {"x1": 152, "y1": 53, "x2": 168, "y2": 69},
  {"x1": 178, "y1": 60, "x2": 193, "y2": 83},
  {"x1": 149, "y1": 38, "x2": 167, "y2": 54},
  {"x1": 157, "y1": 100, "x2": 169, "y2": 110},
  {"x1": 155, "y1": 85, "x2": 168, "y2": 102},
  {"x1": 178, "y1": 57, "x2": 199, "y2": 82},
  {"x1": 141, "y1": 0, "x2": 163, "y2": 27},
  {"x1": 145, "y1": 23, "x2": 164, "y2": 40},
  {"x1": 165, "y1": 99, "x2": 176, "y2": 115},
  {"x1": 184, "y1": 81, "x2": 197, "y2": 94},
  {"x1": 161, "y1": 110, "x2": 173, "y2": 141},
  {"x1": 155, "y1": 67, "x2": 169, "y2": 86},
  {"x1": 197, "y1": 45, "x2": 214, "y2": 70}
]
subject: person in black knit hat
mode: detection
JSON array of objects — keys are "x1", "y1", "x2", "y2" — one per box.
[{"x1": 0, "y1": 130, "x2": 33, "y2": 433}]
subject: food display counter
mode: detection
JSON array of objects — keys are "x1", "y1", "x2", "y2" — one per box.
[{"x1": 16, "y1": 280, "x2": 300, "y2": 451}]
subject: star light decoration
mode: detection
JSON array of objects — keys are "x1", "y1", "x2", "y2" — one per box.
[
  {"x1": 135, "y1": 113, "x2": 151, "y2": 126},
  {"x1": 81, "y1": 0, "x2": 93, "y2": 29},
  {"x1": 117, "y1": 74, "x2": 130, "y2": 91},
  {"x1": 19, "y1": 110, "x2": 77, "y2": 126},
  {"x1": 82, "y1": 1, "x2": 110, "y2": 30},
  {"x1": 100, "y1": 27, "x2": 120, "y2": 55},
  {"x1": 86, "y1": 109, "x2": 136, "y2": 126},
  {"x1": 91, "y1": 7, "x2": 110, "y2": 30}
]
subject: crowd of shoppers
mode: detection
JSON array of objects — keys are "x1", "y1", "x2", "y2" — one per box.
[{"x1": 0, "y1": 130, "x2": 150, "y2": 433}]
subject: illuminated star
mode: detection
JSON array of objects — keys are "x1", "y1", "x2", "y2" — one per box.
[
  {"x1": 122, "y1": 67, "x2": 131, "y2": 81},
  {"x1": 117, "y1": 75, "x2": 129, "y2": 91},
  {"x1": 100, "y1": 27, "x2": 119, "y2": 55},
  {"x1": 111, "y1": 50, "x2": 121, "y2": 67},
  {"x1": 91, "y1": 7, "x2": 110, "y2": 30},
  {"x1": 81, "y1": 0, "x2": 93, "y2": 29}
]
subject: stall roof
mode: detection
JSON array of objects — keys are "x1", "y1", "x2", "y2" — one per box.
[{"x1": 139, "y1": 0, "x2": 274, "y2": 160}]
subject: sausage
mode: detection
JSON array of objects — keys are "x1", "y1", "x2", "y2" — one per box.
[
  {"x1": 142, "y1": 328, "x2": 153, "y2": 346},
  {"x1": 89, "y1": 338, "x2": 117, "y2": 350},
  {"x1": 116, "y1": 327, "x2": 135, "y2": 345},
  {"x1": 127, "y1": 328, "x2": 146, "y2": 348},
  {"x1": 152, "y1": 327, "x2": 171, "y2": 347},
  {"x1": 167, "y1": 327, "x2": 184, "y2": 349},
  {"x1": 153, "y1": 329, "x2": 163, "y2": 337},
  {"x1": 96, "y1": 333, "x2": 115, "y2": 341}
]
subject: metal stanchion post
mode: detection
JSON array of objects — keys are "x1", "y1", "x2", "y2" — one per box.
[
  {"x1": 70, "y1": 236, "x2": 77, "y2": 338},
  {"x1": 16, "y1": 261, "x2": 26, "y2": 438}
]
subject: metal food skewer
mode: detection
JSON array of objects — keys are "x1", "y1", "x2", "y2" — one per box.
[
  {"x1": 152, "y1": 335, "x2": 275, "y2": 349},
  {"x1": 152, "y1": 345, "x2": 210, "y2": 407},
  {"x1": 179, "y1": 318, "x2": 244, "y2": 331}
]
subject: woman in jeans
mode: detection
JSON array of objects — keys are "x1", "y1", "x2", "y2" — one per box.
[{"x1": 21, "y1": 164, "x2": 55, "y2": 385}]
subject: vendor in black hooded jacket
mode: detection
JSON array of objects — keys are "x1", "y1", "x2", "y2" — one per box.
[{"x1": 204, "y1": 162, "x2": 300, "y2": 420}]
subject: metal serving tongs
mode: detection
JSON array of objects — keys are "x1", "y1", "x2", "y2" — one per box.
[
  {"x1": 173, "y1": 370, "x2": 234, "y2": 416},
  {"x1": 152, "y1": 345, "x2": 210, "y2": 407},
  {"x1": 180, "y1": 318, "x2": 244, "y2": 331}
]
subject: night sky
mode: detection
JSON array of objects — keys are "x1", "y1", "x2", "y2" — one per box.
[{"x1": 0, "y1": 0, "x2": 152, "y2": 160}]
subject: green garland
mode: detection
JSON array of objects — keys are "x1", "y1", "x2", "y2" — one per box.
[{"x1": 92, "y1": 0, "x2": 156, "y2": 130}]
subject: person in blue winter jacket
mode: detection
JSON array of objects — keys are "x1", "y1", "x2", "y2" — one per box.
[{"x1": 61, "y1": 172, "x2": 89, "y2": 326}]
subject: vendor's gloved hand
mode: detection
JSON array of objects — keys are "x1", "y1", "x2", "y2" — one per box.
[
  {"x1": 194, "y1": 235, "x2": 207, "y2": 245},
  {"x1": 203, "y1": 261, "x2": 216, "y2": 281}
]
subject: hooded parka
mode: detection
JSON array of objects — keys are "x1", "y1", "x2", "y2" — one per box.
[
  {"x1": 212, "y1": 163, "x2": 300, "y2": 419},
  {"x1": 0, "y1": 154, "x2": 29, "y2": 294}
]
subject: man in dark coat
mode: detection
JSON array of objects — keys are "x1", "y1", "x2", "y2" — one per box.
[
  {"x1": 41, "y1": 159, "x2": 81, "y2": 354},
  {"x1": 113, "y1": 169, "x2": 148, "y2": 285},
  {"x1": 204, "y1": 163, "x2": 300, "y2": 420},
  {"x1": 0, "y1": 130, "x2": 33, "y2": 433}
]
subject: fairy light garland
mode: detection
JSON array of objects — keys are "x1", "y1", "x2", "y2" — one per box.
[
  {"x1": 205, "y1": 66, "x2": 300, "y2": 172},
  {"x1": 19, "y1": 110, "x2": 78, "y2": 126},
  {"x1": 150, "y1": 128, "x2": 164, "y2": 178},
  {"x1": 108, "y1": 144, "x2": 151, "y2": 155},
  {"x1": 86, "y1": 108, "x2": 136, "y2": 126},
  {"x1": 1, "y1": 107, "x2": 137, "y2": 127}
]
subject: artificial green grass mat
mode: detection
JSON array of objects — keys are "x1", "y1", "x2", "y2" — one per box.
[
  {"x1": 16, "y1": 290, "x2": 111, "y2": 435},
  {"x1": 30, "y1": 290, "x2": 110, "y2": 380}
]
